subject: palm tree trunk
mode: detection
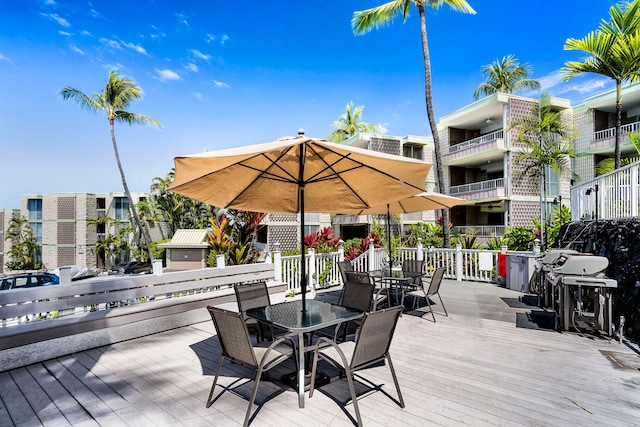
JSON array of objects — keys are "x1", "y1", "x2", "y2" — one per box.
[
  {"x1": 418, "y1": 6, "x2": 451, "y2": 247},
  {"x1": 615, "y1": 80, "x2": 622, "y2": 170},
  {"x1": 110, "y1": 120, "x2": 155, "y2": 261}
]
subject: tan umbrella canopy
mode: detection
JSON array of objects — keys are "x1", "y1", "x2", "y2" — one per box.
[
  {"x1": 346, "y1": 191, "x2": 465, "y2": 215},
  {"x1": 344, "y1": 191, "x2": 465, "y2": 276},
  {"x1": 169, "y1": 132, "x2": 431, "y2": 311}
]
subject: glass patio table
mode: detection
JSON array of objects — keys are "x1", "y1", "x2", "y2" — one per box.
[
  {"x1": 372, "y1": 270, "x2": 424, "y2": 307},
  {"x1": 246, "y1": 299, "x2": 363, "y2": 408}
]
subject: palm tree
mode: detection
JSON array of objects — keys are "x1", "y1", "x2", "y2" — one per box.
[
  {"x1": 60, "y1": 70, "x2": 162, "y2": 262},
  {"x1": 563, "y1": 1, "x2": 640, "y2": 170},
  {"x1": 327, "y1": 101, "x2": 381, "y2": 143},
  {"x1": 473, "y1": 54, "x2": 541, "y2": 99},
  {"x1": 352, "y1": 0, "x2": 476, "y2": 248},
  {"x1": 5, "y1": 215, "x2": 40, "y2": 270},
  {"x1": 509, "y1": 93, "x2": 576, "y2": 249}
]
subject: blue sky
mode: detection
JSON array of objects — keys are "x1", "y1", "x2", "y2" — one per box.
[{"x1": 0, "y1": 0, "x2": 617, "y2": 208}]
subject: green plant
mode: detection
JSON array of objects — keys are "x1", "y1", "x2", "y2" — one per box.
[
  {"x1": 483, "y1": 235, "x2": 507, "y2": 250},
  {"x1": 503, "y1": 226, "x2": 537, "y2": 251}
]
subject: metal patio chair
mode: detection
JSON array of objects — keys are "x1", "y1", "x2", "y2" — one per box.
[
  {"x1": 234, "y1": 281, "x2": 277, "y2": 342},
  {"x1": 406, "y1": 267, "x2": 448, "y2": 322},
  {"x1": 309, "y1": 305, "x2": 405, "y2": 426},
  {"x1": 206, "y1": 306, "x2": 297, "y2": 427}
]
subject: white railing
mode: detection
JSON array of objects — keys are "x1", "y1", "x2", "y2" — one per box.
[
  {"x1": 593, "y1": 120, "x2": 640, "y2": 141},
  {"x1": 448, "y1": 129, "x2": 504, "y2": 153},
  {"x1": 450, "y1": 178, "x2": 505, "y2": 195},
  {"x1": 451, "y1": 225, "x2": 506, "y2": 236},
  {"x1": 0, "y1": 263, "x2": 276, "y2": 327},
  {"x1": 346, "y1": 244, "x2": 500, "y2": 283},
  {"x1": 279, "y1": 249, "x2": 344, "y2": 293},
  {"x1": 571, "y1": 160, "x2": 640, "y2": 221}
]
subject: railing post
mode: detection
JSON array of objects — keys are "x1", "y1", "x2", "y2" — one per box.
[
  {"x1": 273, "y1": 242, "x2": 282, "y2": 282},
  {"x1": 338, "y1": 239, "x2": 344, "y2": 261},
  {"x1": 308, "y1": 248, "x2": 316, "y2": 289},
  {"x1": 456, "y1": 244, "x2": 463, "y2": 282},
  {"x1": 632, "y1": 165, "x2": 639, "y2": 217},
  {"x1": 216, "y1": 254, "x2": 225, "y2": 268},
  {"x1": 417, "y1": 238, "x2": 423, "y2": 261},
  {"x1": 368, "y1": 238, "x2": 375, "y2": 272}
]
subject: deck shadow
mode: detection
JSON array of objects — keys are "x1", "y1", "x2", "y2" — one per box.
[{"x1": 516, "y1": 311, "x2": 555, "y2": 331}]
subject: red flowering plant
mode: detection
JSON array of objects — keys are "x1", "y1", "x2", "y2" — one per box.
[
  {"x1": 344, "y1": 230, "x2": 382, "y2": 261},
  {"x1": 304, "y1": 226, "x2": 341, "y2": 253}
]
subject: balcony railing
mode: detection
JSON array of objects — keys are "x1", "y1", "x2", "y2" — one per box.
[
  {"x1": 448, "y1": 129, "x2": 504, "y2": 154},
  {"x1": 450, "y1": 178, "x2": 505, "y2": 195},
  {"x1": 593, "y1": 120, "x2": 640, "y2": 141},
  {"x1": 571, "y1": 160, "x2": 640, "y2": 220},
  {"x1": 451, "y1": 225, "x2": 506, "y2": 236}
]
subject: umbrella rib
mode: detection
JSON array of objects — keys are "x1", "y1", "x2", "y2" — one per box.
[
  {"x1": 304, "y1": 143, "x2": 426, "y2": 206},
  {"x1": 224, "y1": 148, "x2": 299, "y2": 207}
]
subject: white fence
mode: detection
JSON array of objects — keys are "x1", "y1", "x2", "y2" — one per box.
[
  {"x1": 275, "y1": 242, "x2": 502, "y2": 294},
  {"x1": 571, "y1": 160, "x2": 640, "y2": 221}
]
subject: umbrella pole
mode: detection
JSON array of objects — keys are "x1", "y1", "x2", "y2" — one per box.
[
  {"x1": 387, "y1": 205, "x2": 392, "y2": 277},
  {"x1": 299, "y1": 143, "x2": 307, "y2": 313},
  {"x1": 300, "y1": 186, "x2": 306, "y2": 313}
]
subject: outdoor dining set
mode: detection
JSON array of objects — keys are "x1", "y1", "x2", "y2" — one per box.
[{"x1": 205, "y1": 259, "x2": 448, "y2": 426}]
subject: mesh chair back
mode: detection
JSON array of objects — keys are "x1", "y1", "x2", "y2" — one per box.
[
  {"x1": 337, "y1": 260, "x2": 354, "y2": 285},
  {"x1": 350, "y1": 306, "x2": 402, "y2": 369},
  {"x1": 426, "y1": 267, "x2": 446, "y2": 296},
  {"x1": 403, "y1": 259, "x2": 425, "y2": 286},
  {"x1": 342, "y1": 271, "x2": 375, "y2": 312},
  {"x1": 208, "y1": 306, "x2": 257, "y2": 367},
  {"x1": 234, "y1": 281, "x2": 271, "y2": 312}
]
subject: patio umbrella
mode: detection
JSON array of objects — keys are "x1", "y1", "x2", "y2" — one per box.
[
  {"x1": 169, "y1": 132, "x2": 431, "y2": 312},
  {"x1": 345, "y1": 192, "x2": 465, "y2": 276}
]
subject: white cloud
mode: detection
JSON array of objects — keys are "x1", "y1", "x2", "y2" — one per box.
[
  {"x1": 205, "y1": 34, "x2": 230, "y2": 45},
  {"x1": 213, "y1": 80, "x2": 230, "y2": 88},
  {"x1": 0, "y1": 53, "x2": 11, "y2": 63},
  {"x1": 58, "y1": 30, "x2": 71, "y2": 37},
  {"x1": 41, "y1": 12, "x2": 70, "y2": 27},
  {"x1": 176, "y1": 13, "x2": 190, "y2": 29},
  {"x1": 194, "y1": 92, "x2": 204, "y2": 100},
  {"x1": 122, "y1": 41, "x2": 147, "y2": 55},
  {"x1": 155, "y1": 69, "x2": 181, "y2": 82},
  {"x1": 185, "y1": 63, "x2": 198, "y2": 72},
  {"x1": 190, "y1": 49, "x2": 211, "y2": 60},
  {"x1": 100, "y1": 37, "x2": 121, "y2": 49},
  {"x1": 69, "y1": 44, "x2": 85, "y2": 55},
  {"x1": 538, "y1": 69, "x2": 612, "y2": 99}
]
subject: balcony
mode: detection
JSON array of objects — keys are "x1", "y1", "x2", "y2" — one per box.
[
  {"x1": 589, "y1": 121, "x2": 640, "y2": 155},
  {"x1": 444, "y1": 130, "x2": 506, "y2": 166},
  {"x1": 449, "y1": 178, "x2": 505, "y2": 201},
  {"x1": 571, "y1": 160, "x2": 640, "y2": 220}
]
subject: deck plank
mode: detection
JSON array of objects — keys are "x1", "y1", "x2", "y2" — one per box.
[{"x1": 1, "y1": 280, "x2": 639, "y2": 426}]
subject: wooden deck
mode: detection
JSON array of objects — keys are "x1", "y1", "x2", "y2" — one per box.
[{"x1": 1, "y1": 280, "x2": 639, "y2": 426}]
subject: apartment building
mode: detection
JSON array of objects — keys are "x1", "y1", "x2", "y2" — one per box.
[
  {"x1": 333, "y1": 133, "x2": 437, "y2": 240},
  {"x1": 6, "y1": 192, "x2": 164, "y2": 272},
  {"x1": 572, "y1": 82, "x2": 640, "y2": 182},
  {"x1": 438, "y1": 92, "x2": 573, "y2": 237}
]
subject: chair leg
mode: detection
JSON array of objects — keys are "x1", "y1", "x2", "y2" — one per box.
[
  {"x1": 425, "y1": 295, "x2": 436, "y2": 322},
  {"x1": 344, "y1": 367, "x2": 363, "y2": 427},
  {"x1": 438, "y1": 293, "x2": 448, "y2": 317},
  {"x1": 309, "y1": 348, "x2": 320, "y2": 397},
  {"x1": 385, "y1": 354, "x2": 405, "y2": 408},
  {"x1": 206, "y1": 356, "x2": 226, "y2": 408},
  {"x1": 243, "y1": 368, "x2": 264, "y2": 427}
]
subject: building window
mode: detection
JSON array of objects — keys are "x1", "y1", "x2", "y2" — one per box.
[
  {"x1": 115, "y1": 197, "x2": 130, "y2": 221},
  {"x1": 28, "y1": 199, "x2": 42, "y2": 221},
  {"x1": 304, "y1": 225, "x2": 319, "y2": 236},
  {"x1": 403, "y1": 144, "x2": 423, "y2": 160}
]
